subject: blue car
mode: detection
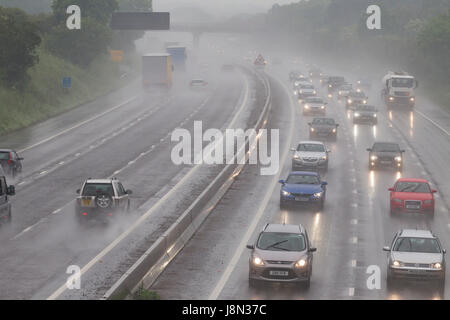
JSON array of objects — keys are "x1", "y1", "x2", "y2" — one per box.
[{"x1": 279, "y1": 171, "x2": 327, "y2": 210}]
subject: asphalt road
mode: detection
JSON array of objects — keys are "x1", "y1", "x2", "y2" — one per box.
[
  {"x1": 0, "y1": 60, "x2": 262, "y2": 299},
  {"x1": 150, "y1": 52, "x2": 450, "y2": 300}
]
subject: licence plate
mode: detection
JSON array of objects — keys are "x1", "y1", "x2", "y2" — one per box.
[
  {"x1": 270, "y1": 270, "x2": 289, "y2": 276},
  {"x1": 82, "y1": 199, "x2": 91, "y2": 206},
  {"x1": 295, "y1": 197, "x2": 309, "y2": 202},
  {"x1": 318, "y1": 133, "x2": 328, "y2": 136},
  {"x1": 406, "y1": 205, "x2": 420, "y2": 209},
  {"x1": 381, "y1": 161, "x2": 391, "y2": 164}
]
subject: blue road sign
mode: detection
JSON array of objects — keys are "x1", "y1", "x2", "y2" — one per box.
[{"x1": 62, "y1": 77, "x2": 72, "y2": 88}]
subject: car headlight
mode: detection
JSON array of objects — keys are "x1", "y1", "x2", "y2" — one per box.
[
  {"x1": 357, "y1": 80, "x2": 361, "y2": 84},
  {"x1": 295, "y1": 259, "x2": 307, "y2": 268},
  {"x1": 313, "y1": 192, "x2": 323, "y2": 198},
  {"x1": 282, "y1": 190, "x2": 291, "y2": 196},
  {"x1": 338, "y1": 91, "x2": 342, "y2": 95},
  {"x1": 329, "y1": 84, "x2": 332, "y2": 88},
  {"x1": 424, "y1": 199, "x2": 433, "y2": 204},
  {"x1": 310, "y1": 127, "x2": 315, "y2": 132},
  {"x1": 370, "y1": 155, "x2": 378, "y2": 161},
  {"x1": 373, "y1": 113, "x2": 377, "y2": 117},
  {"x1": 313, "y1": 90, "x2": 317, "y2": 94},
  {"x1": 293, "y1": 154, "x2": 300, "y2": 159},
  {"x1": 410, "y1": 97, "x2": 415, "y2": 101},
  {"x1": 392, "y1": 260, "x2": 402, "y2": 267},
  {"x1": 332, "y1": 128, "x2": 336, "y2": 133},
  {"x1": 348, "y1": 99, "x2": 352, "y2": 104},
  {"x1": 392, "y1": 198, "x2": 402, "y2": 203},
  {"x1": 354, "y1": 112, "x2": 360, "y2": 117},
  {"x1": 389, "y1": 96, "x2": 394, "y2": 101},
  {"x1": 356, "y1": 88, "x2": 361, "y2": 92},
  {"x1": 321, "y1": 156, "x2": 327, "y2": 161},
  {"x1": 363, "y1": 100, "x2": 367, "y2": 104},
  {"x1": 321, "y1": 105, "x2": 325, "y2": 109},
  {"x1": 252, "y1": 256, "x2": 264, "y2": 266},
  {"x1": 304, "y1": 104, "x2": 310, "y2": 109},
  {"x1": 395, "y1": 156, "x2": 402, "y2": 162},
  {"x1": 432, "y1": 262, "x2": 442, "y2": 269}
]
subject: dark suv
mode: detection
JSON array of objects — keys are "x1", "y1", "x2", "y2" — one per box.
[
  {"x1": 75, "y1": 178, "x2": 132, "y2": 224},
  {"x1": 0, "y1": 149, "x2": 23, "y2": 177},
  {"x1": 0, "y1": 166, "x2": 16, "y2": 224},
  {"x1": 367, "y1": 142, "x2": 405, "y2": 171}
]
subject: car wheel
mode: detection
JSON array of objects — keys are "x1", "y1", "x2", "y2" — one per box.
[{"x1": 95, "y1": 193, "x2": 113, "y2": 209}]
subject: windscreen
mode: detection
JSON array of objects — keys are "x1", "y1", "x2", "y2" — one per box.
[
  {"x1": 297, "y1": 144, "x2": 325, "y2": 152},
  {"x1": 286, "y1": 174, "x2": 320, "y2": 185},
  {"x1": 257, "y1": 232, "x2": 306, "y2": 252},
  {"x1": 394, "y1": 237, "x2": 441, "y2": 253},
  {"x1": 395, "y1": 182, "x2": 431, "y2": 193}
]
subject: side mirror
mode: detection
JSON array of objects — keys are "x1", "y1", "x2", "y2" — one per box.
[
  {"x1": 246, "y1": 244, "x2": 254, "y2": 250},
  {"x1": 290, "y1": 148, "x2": 296, "y2": 152},
  {"x1": 382, "y1": 246, "x2": 390, "y2": 252},
  {"x1": 327, "y1": 149, "x2": 331, "y2": 153},
  {"x1": 279, "y1": 180, "x2": 285, "y2": 184},
  {"x1": 7, "y1": 185, "x2": 15, "y2": 196},
  {"x1": 321, "y1": 181, "x2": 328, "y2": 186},
  {"x1": 431, "y1": 189, "x2": 437, "y2": 193},
  {"x1": 308, "y1": 122, "x2": 312, "y2": 126},
  {"x1": 18, "y1": 157, "x2": 24, "y2": 161},
  {"x1": 415, "y1": 80, "x2": 419, "y2": 88},
  {"x1": 401, "y1": 150, "x2": 405, "y2": 153},
  {"x1": 309, "y1": 247, "x2": 317, "y2": 252},
  {"x1": 324, "y1": 102, "x2": 328, "y2": 105},
  {"x1": 336, "y1": 124, "x2": 339, "y2": 127},
  {"x1": 388, "y1": 187, "x2": 394, "y2": 192},
  {"x1": 366, "y1": 148, "x2": 372, "y2": 152},
  {"x1": 76, "y1": 189, "x2": 80, "y2": 194},
  {"x1": 126, "y1": 189, "x2": 133, "y2": 195},
  {"x1": 443, "y1": 249, "x2": 446, "y2": 254}
]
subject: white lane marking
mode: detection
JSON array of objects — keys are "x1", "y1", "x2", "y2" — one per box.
[
  {"x1": 349, "y1": 288, "x2": 355, "y2": 296},
  {"x1": 52, "y1": 208, "x2": 62, "y2": 215},
  {"x1": 75, "y1": 153, "x2": 81, "y2": 157},
  {"x1": 48, "y1": 74, "x2": 251, "y2": 300},
  {"x1": 209, "y1": 75, "x2": 294, "y2": 300},
  {"x1": 351, "y1": 237, "x2": 358, "y2": 244},
  {"x1": 350, "y1": 219, "x2": 358, "y2": 225},
  {"x1": 351, "y1": 260, "x2": 357, "y2": 267},
  {"x1": 18, "y1": 96, "x2": 138, "y2": 153},
  {"x1": 415, "y1": 110, "x2": 450, "y2": 136},
  {"x1": 58, "y1": 161, "x2": 65, "y2": 165},
  {"x1": 18, "y1": 181, "x2": 25, "y2": 186},
  {"x1": 39, "y1": 171, "x2": 47, "y2": 175}
]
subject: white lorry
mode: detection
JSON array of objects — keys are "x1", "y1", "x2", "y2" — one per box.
[{"x1": 381, "y1": 71, "x2": 418, "y2": 108}]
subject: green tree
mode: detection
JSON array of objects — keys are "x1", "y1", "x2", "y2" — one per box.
[
  {"x1": 0, "y1": 6, "x2": 41, "y2": 89},
  {"x1": 51, "y1": 0, "x2": 118, "y2": 25},
  {"x1": 46, "y1": 17, "x2": 112, "y2": 67}
]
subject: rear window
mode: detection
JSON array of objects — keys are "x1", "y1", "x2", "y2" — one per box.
[
  {"x1": 257, "y1": 232, "x2": 306, "y2": 252},
  {"x1": 82, "y1": 183, "x2": 114, "y2": 196},
  {"x1": 0, "y1": 152, "x2": 10, "y2": 160}
]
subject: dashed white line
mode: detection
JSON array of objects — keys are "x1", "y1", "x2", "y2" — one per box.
[
  {"x1": 349, "y1": 288, "x2": 355, "y2": 296},
  {"x1": 351, "y1": 260, "x2": 357, "y2": 267},
  {"x1": 350, "y1": 219, "x2": 358, "y2": 225},
  {"x1": 351, "y1": 237, "x2": 358, "y2": 244}
]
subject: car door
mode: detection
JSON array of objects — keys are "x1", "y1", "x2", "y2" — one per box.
[
  {"x1": 114, "y1": 182, "x2": 128, "y2": 210},
  {"x1": 0, "y1": 176, "x2": 8, "y2": 219}
]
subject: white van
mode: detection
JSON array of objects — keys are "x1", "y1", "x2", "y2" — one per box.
[{"x1": 0, "y1": 166, "x2": 15, "y2": 223}]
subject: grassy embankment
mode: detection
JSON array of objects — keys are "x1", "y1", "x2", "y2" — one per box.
[{"x1": 0, "y1": 47, "x2": 138, "y2": 136}]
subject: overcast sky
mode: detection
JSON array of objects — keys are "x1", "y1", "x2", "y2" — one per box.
[{"x1": 153, "y1": 0, "x2": 297, "y2": 18}]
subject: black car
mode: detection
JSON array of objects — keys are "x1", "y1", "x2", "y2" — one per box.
[
  {"x1": 367, "y1": 142, "x2": 405, "y2": 171},
  {"x1": 308, "y1": 118, "x2": 339, "y2": 140},
  {"x1": 0, "y1": 149, "x2": 23, "y2": 177},
  {"x1": 327, "y1": 76, "x2": 346, "y2": 94},
  {"x1": 346, "y1": 91, "x2": 368, "y2": 109},
  {"x1": 0, "y1": 166, "x2": 16, "y2": 224},
  {"x1": 353, "y1": 105, "x2": 378, "y2": 125}
]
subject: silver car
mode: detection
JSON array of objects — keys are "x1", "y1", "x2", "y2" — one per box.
[
  {"x1": 247, "y1": 223, "x2": 316, "y2": 288},
  {"x1": 291, "y1": 141, "x2": 330, "y2": 172},
  {"x1": 383, "y1": 229, "x2": 446, "y2": 289}
]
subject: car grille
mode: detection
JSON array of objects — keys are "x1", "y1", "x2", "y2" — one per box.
[
  {"x1": 266, "y1": 260, "x2": 293, "y2": 265},
  {"x1": 291, "y1": 193, "x2": 312, "y2": 198},
  {"x1": 302, "y1": 157, "x2": 318, "y2": 162},
  {"x1": 403, "y1": 263, "x2": 430, "y2": 268},
  {"x1": 405, "y1": 200, "x2": 421, "y2": 207},
  {"x1": 394, "y1": 91, "x2": 410, "y2": 96}
]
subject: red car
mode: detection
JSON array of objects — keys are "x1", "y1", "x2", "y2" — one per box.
[{"x1": 389, "y1": 178, "x2": 436, "y2": 215}]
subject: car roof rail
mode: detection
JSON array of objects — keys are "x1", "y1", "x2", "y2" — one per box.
[{"x1": 262, "y1": 223, "x2": 269, "y2": 231}]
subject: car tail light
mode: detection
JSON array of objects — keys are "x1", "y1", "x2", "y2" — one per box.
[
  {"x1": 82, "y1": 212, "x2": 87, "y2": 216},
  {"x1": 8, "y1": 152, "x2": 12, "y2": 165}
]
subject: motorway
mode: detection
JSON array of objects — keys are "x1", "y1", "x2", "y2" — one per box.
[
  {"x1": 150, "y1": 42, "x2": 450, "y2": 300},
  {"x1": 1, "y1": 32, "x2": 449, "y2": 300},
  {"x1": 0, "y1": 55, "x2": 267, "y2": 299}
]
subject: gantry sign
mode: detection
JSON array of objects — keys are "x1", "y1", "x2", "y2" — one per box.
[{"x1": 110, "y1": 12, "x2": 170, "y2": 30}]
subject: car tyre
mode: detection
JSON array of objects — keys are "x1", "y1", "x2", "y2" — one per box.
[{"x1": 249, "y1": 278, "x2": 260, "y2": 288}]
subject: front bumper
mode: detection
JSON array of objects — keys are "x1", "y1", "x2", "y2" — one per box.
[
  {"x1": 389, "y1": 266, "x2": 444, "y2": 281},
  {"x1": 280, "y1": 193, "x2": 323, "y2": 206},
  {"x1": 249, "y1": 263, "x2": 310, "y2": 283},
  {"x1": 292, "y1": 159, "x2": 328, "y2": 170},
  {"x1": 370, "y1": 159, "x2": 402, "y2": 169},
  {"x1": 390, "y1": 202, "x2": 434, "y2": 214}
]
